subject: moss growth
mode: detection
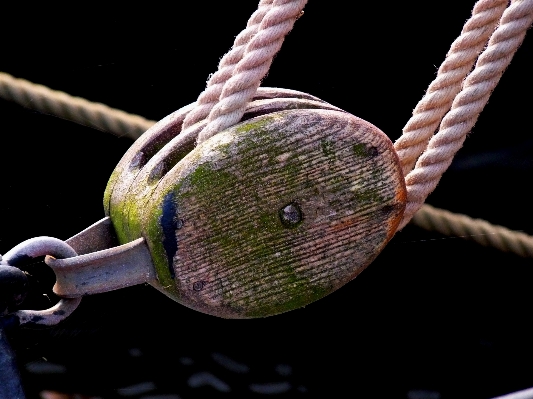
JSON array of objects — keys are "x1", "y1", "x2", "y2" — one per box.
[
  {"x1": 235, "y1": 116, "x2": 275, "y2": 134},
  {"x1": 321, "y1": 139, "x2": 336, "y2": 162},
  {"x1": 189, "y1": 163, "x2": 226, "y2": 190},
  {"x1": 106, "y1": 110, "x2": 397, "y2": 318},
  {"x1": 245, "y1": 283, "x2": 330, "y2": 318},
  {"x1": 109, "y1": 194, "x2": 137, "y2": 245},
  {"x1": 103, "y1": 168, "x2": 120, "y2": 215},
  {"x1": 353, "y1": 142, "x2": 369, "y2": 157},
  {"x1": 105, "y1": 146, "x2": 192, "y2": 299},
  {"x1": 168, "y1": 122, "x2": 333, "y2": 317},
  {"x1": 353, "y1": 188, "x2": 383, "y2": 204},
  {"x1": 145, "y1": 194, "x2": 178, "y2": 294}
]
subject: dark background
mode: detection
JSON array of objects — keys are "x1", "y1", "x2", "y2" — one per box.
[{"x1": 1, "y1": 1, "x2": 532, "y2": 398}]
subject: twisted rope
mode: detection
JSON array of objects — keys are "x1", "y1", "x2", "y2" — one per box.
[
  {"x1": 1, "y1": 1, "x2": 533, "y2": 258},
  {"x1": 399, "y1": 0, "x2": 533, "y2": 229},
  {"x1": 197, "y1": 0, "x2": 308, "y2": 144},
  {"x1": 412, "y1": 204, "x2": 533, "y2": 257},
  {"x1": 394, "y1": 0, "x2": 508, "y2": 177},
  {"x1": 0, "y1": 72, "x2": 153, "y2": 140},
  {"x1": 182, "y1": 0, "x2": 275, "y2": 130},
  {"x1": 1, "y1": 71, "x2": 532, "y2": 258},
  {"x1": 190, "y1": 0, "x2": 533, "y2": 235}
]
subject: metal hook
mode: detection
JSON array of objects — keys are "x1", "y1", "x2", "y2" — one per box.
[{"x1": 1, "y1": 219, "x2": 157, "y2": 326}]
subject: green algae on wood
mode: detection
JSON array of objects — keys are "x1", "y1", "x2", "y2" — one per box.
[
  {"x1": 143, "y1": 109, "x2": 406, "y2": 318},
  {"x1": 104, "y1": 89, "x2": 405, "y2": 319}
]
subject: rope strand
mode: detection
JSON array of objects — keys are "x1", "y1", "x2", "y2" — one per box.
[
  {"x1": 182, "y1": 0, "x2": 275, "y2": 130},
  {"x1": 399, "y1": 0, "x2": 533, "y2": 229},
  {"x1": 394, "y1": 0, "x2": 508, "y2": 176},
  {"x1": 197, "y1": 0, "x2": 308, "y2": 144},
  {"x1": 412, "y1": 204, "x2": 533, "y2": 257},
  {"x1": 0, "y1": 72, "x2": 153, "y2": 140},
  {"x1": 0, "y1": 72, "x2": 531, "y2": 257},
  {"x1": 1, "y1": 2, "x2": 532, "y2": 257}
]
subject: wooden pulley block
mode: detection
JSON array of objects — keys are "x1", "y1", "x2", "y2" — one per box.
[{"x1": 104, "y1": 88, "x2": 406, "y2": 318}]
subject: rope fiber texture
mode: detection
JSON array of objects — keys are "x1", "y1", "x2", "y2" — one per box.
[
  {"x1": 412, "y1": 205, "x2": 533, "y2": 258},
  {"x1": 184, "y1": 0, "x2": 533, "y2": 232},
  {"x1": 0, "y1": 75, "x2": 531, "y2": 258},
  {"x1": 0, "y1": 72, "x2": 153, "y2": 140},
  {"x1": 394, "y1": 0, "x2": 508, "y2": 177},
  {"x1": 0, "y1": 72, "x2": 533, "y2": 257},
  {"x1": 196, "y1": 0, "x2": 308, "y2": 144},
  {"x1": 398, "y1": 0, "x2": 533, "y2": 229},
  {"x1": 0, "y1": 1, "x2": 532, "y2": 258},
  {"x1": 181, "y1": 0, "x2": 275, "y2": 131}
]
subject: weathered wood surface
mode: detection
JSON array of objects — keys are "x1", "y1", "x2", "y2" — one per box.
[
  {"x1": 105, "y1": 91, "x2": 406, "y2": 318},
  {"x1": 105, "y1": 89, "x2": 343, "y2": 298},
  {"x1": 103, "y1": 87, "x2": 332, "y2": 222}
]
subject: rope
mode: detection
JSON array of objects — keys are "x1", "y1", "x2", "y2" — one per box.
[
  {"x1": 0, "y1": 72, "x2": 153, "y2": 140},
  {"x1": 411, "y1": 204, "x2": 533, "y2": 257},
  {"x1": 399, "y1": 0, "x2": 533, "y2": 229},
  {"x1": 181, "y1": 0, "x2": 275, "y2": 130},
  {"x1": 492, "y1": 387, "x2": 533, "y2": 399},
  {"x1": 1, "y1": 72, "x2": 532, "y2": 258},
  {"x1": 197, "y1": 0, "x2": 308, "y2": 144},
  {"x1": 394, "y1": 0, "x2": 508, "y2": 177},
  {"x1": 1, "y1": 1, "x2": 533, "y2": 258},
  {"x1": 188, "y1": 0, "x2": 533, "y2": 232}
]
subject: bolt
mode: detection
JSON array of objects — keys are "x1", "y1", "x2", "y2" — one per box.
[
  {"x1": 193, "y1": 281, "x2": 205, "y2": 291},
  {"x1": 279, "y1": 202, "x2": 303, "y2": 228}
]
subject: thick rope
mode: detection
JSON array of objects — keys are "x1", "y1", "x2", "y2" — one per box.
[
  {"x1": 181, "y1": 0, "x2": 275, "y2": 131},
  {"x1": 0, "y1": 72, "x2": 152, "y2": 140},
  {"x1": 2, "y1": 1, "x2": 533, "y2": 258},
  {"x1": 1, "y1": 71, "x2": 532, "y2": 258},
  {"x1": 399, "y1": 0, "x2": 533, "y2": 229},
  {"x1": 394, "y1": 0, "x2": 508, "y2": 177},
  {"x1": 197, "y1": 0, "x2": 308, "y2": 144},
  {"x1": 411, "y1": 204, "x2": 533, "y2": 257},
  {"x1": 190, "y1": 0, "x2": 533, "y2": 233}
]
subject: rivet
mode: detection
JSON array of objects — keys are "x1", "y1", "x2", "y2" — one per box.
[{"x1": 279, "y1": 202, "x2": 303, "y2": 228}]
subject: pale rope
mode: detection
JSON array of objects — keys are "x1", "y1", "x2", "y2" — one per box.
[
  {"x1": 2, "y1": 1, "x2": 533, "y2": 258},
  {"x1": 181, "y1": 0, "x2": 275, "y2": 130},
  {"x1": 0, "y1": 72, "x2": 152, "y2": 140},
  {"x1": 394, "y1": 0, "x2": 508, "y2": 177},
  {"x1": 399, "y1": 0, "x2": 533, "y2": 229},
  {"x1": 1, "y1": 72, "x2": 532, "y2": 258},
  {"x1": 197, "y1": 0, "x2": 308, "y2": 144},
  {"x1": 411, "y1": 204, "x2": 533, "y2": 257},
  {"x1": 492, "y1": 387, "x2": 533, "y2": 399},
  {"x1": 190, "y1": 0, "x2": 533, "y2": 234}
]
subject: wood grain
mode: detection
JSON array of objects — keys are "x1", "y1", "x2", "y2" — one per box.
[
  {"x1": 105, "y1": 89, "x2": 344, "y2": 298},
  {"x1": 144, "y1": 109, "x2": 406, "y2": 318}
]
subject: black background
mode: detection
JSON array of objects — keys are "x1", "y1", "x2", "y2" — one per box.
[{"x1": 1, "y1": 1, "x2": 533, "y2": 398}]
